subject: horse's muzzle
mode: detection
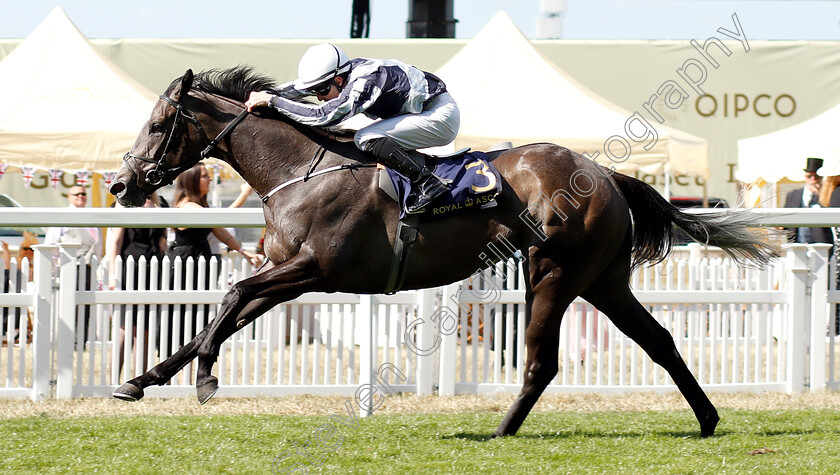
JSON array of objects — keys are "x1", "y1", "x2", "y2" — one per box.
[
  {"x1": 109, "y1": 179, "x2": 147, "y2": 207},
  {"x1": 109, "y1": 180, "x2": 126, "y2": 196}
]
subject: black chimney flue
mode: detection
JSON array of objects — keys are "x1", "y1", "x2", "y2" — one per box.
[
  {"x1": 407, "y1": 0, "x2": 457, "y2": 38},
  {"x1": 351, "y1": 0, "x2": 370, "y2": 38}
]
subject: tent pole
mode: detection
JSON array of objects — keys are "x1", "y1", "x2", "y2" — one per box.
[{"x1": 92, "y1": 173, "x2": 101, "y2": 208}]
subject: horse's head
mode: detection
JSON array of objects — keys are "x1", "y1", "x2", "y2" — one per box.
[{"x1": 110, "y1": 69, "x2": 205, "y2": 206}]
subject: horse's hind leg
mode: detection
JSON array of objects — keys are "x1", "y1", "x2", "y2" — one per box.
[
  {"x1": 491, "y1": 257, "x2": 577, "y2": 438},
  {"x1": 582, "y1": 278, "x2": 719, "y2": 437}
]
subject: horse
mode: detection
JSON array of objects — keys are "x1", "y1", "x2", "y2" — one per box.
[{"x1": 109, "y1": 66, "x2": 778, "y2": 438}]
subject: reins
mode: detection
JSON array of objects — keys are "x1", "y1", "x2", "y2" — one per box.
[
  {"x1": 127, "y1": 90, "x2": 374, "y2": 202},
  {"x1": 123, "y1": 93, "x2": 249, "y2": 187},
  {"x1": 201, "y1": 108, "x2": 250, "y2": 160}
]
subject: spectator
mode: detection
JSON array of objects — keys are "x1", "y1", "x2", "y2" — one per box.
[
  {"x1": 45, "y1": 184, "x2": 101, "y2": 349},
  {"x1": 105, "y1": 192, "x2": 167, "y2": 374},
  {"x1": 1, "y1": 232, "x2": 37, "y2": 345},
  {"x1": 819, "y1": 160, "x2": 840, "y2": 335},
  {"x1": 255, "y1": 228, "x2": 266, "y2": 257},
  {"x1": 44, "y1": 185, "x2": 101, "y2": 260},
  {"x1": 2, "y1": 231, "x2": 36, "y2": 281},
  {"x1": 783, "y1": 158, "x2": 832, "y2": 244},
  {"x1": 165, "y1": 163, "x2": 262, "y2": 352},
  {"x1": 207, "y1": 182, "x2": 255, "y2": 260}
]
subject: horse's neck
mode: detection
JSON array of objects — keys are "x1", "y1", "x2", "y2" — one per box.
[
  {"x1": 226, "y1": 116, "x2": 359, "y2": 198},
  {"x1": 198, "y1": 92, "x2": 366, "y2": 197}
]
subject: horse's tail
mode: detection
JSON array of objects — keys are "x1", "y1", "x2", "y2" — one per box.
[{"x1": 611, "y1": 172, "x2": 781, "y2": 270}]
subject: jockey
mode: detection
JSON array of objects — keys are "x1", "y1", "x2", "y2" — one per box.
[{"x1": 245, "y1": 43, "x2": 460, "y2": 214}]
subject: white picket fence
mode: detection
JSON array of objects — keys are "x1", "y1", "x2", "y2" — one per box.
[
  {"x1": 1, "y1": 242, "x2": 838, "y2": 401},
  {"x1": 441, "y1": 244, "x2": 834, "y2": 395}
]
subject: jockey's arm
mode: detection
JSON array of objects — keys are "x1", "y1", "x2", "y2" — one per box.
[{"x1": 246, "y1": 77, "x2": 375, "y2": 129}]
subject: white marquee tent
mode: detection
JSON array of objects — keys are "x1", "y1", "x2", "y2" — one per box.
[
  {"x1": 737, "y1": 102, "x2": 840, "y2": 183},
  {"x1": 0, "y1": 7, "x2": 156, "y2": 172},
  {"x1": 435, "y1": 11, "x2": 709, "y2": 178}
]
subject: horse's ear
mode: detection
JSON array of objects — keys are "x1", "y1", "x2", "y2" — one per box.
[
  {"x1": 181, "y1": 69, "x2": 194, "y2": 94},
  {"x1": 173, "y1": 69, "x2": 194, "y2": 101}
]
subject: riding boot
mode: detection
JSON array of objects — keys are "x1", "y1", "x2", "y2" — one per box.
[{"x1": 368, "y1": 137, "x2": 449, "y2": 214}]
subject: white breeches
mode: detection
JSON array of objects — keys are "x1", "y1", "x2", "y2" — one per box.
[{"x1": 354, "y1": 92, "x2": 460, "y2": 152}]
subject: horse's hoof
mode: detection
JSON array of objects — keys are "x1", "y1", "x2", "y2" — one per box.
[
  {"x1": 700, "y1": 411, "x2": 720, "y2": 438},
  {"x1": 488, "y1": 430, "x2": 508, "y2": 439},
  {"x1": 197, "y1": 376, "x2": 219, "y2": 405},
  {"x1": 112, "y1": 382, "x2": 144, "y2": 402}
]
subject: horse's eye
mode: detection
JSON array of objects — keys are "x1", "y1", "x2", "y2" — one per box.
[{"x1": 151, "y1": 123, "x2": 164, "y2": 134}]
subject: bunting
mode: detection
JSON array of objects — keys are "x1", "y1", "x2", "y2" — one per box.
[
  {"x1": 75, "y1": 170, "x2": 92, "y2": 186},
  {"x1": 102, "y1": 171, "x2": 117, "y2": 188},
  {"x1": 48, "y1": 168, "x2": 64, "y2": 189},
  {"x1": 21, "y1": 166, "x2": 36, "y2": 187}
]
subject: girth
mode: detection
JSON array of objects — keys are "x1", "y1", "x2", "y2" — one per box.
[{"x1": 384, "y1": 214, "x2": 420, "y2": 294}]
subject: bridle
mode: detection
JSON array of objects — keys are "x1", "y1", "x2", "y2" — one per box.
[
  {"x1": 123, "y1": 89, "x2": 373, "y2": 203},
  {"x1": 123, "y1": 93, "x2": 249, "y2": 187}
]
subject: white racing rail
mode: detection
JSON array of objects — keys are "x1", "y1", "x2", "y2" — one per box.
[{"x1": 0, "y1": 208, "x2": 838, "y2": 401}]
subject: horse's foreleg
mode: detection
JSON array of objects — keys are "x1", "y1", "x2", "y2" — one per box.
[
  {"x1": 112, "y1": 327, "x2": 208, "y2": 401},
  {"x1": 195, "y1": 251, "x2": 321, "y2": 403},
  {"x1": 113, "y1": 262, "x2": 282, "y2": 401},
  {"x1": 193, "y1": 289, "x2": 287, "y2": 403}
]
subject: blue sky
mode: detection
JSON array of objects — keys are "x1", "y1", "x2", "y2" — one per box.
[{"x1": 0, "y1": 0, "x2": 839, "y2": 40}]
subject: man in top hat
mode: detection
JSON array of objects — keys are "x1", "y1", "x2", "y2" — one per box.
[{"x1": 784, "y1": 157, "x2": 833, "y2": 243}]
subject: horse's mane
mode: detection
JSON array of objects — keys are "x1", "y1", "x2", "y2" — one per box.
[
  {"x1": 167, "y1": 66, "x2": 359, "y2": 145},
  {"x1": 167, "y1": 66, "x2": 278, "y2": 103}
]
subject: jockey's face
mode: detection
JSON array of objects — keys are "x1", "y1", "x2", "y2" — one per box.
[{"x1": 315, "y1": 77, "x2": 343, "y2": 102}]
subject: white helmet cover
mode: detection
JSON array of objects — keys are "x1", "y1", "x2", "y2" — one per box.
[{"x1": 295, "y1": 43, "x2": 351, "y2": 91}]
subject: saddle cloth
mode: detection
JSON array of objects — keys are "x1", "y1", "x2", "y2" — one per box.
[{"x1": 383, "y1": 151, "x2": 503, "y2": 220}]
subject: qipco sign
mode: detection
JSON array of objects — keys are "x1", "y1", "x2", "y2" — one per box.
[{"x1": 695, "y1": 93, "x2": 795, "y2": 118}]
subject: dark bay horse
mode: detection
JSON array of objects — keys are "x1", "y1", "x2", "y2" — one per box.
[{"x1": 109, "y1": 67, "x2": 778, "y2": 438}]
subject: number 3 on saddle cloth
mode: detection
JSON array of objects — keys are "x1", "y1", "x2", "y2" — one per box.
[{"x1": 382, "y1": 151, "x2": 503, "y2": 220}]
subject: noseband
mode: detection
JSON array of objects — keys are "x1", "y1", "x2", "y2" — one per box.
[{"x1": 123, "y1": 94, "x2": 249, "y2": 187}]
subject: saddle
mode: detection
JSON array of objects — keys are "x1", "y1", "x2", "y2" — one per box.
[
  {"x1": 378, "y1": 149, "x2": 504, "y2": 220},
  {"x1": 381, "y1": 148, "x2": 505, "y2": 293}
]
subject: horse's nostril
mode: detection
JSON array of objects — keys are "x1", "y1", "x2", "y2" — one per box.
[{"x1": 109, "y1": 181, "x2": 126, "y2": 196}]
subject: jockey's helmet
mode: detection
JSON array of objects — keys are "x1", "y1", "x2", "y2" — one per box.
[{"x1": 294, "y1": 43, "x2": 351, "y2": 93}]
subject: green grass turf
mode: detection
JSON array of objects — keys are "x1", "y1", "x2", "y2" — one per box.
[{"x1": 2, "y1": 409, "x2": 840, "y2": 474}]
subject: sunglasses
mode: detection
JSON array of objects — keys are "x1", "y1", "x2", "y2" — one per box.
[
  {"x1": 21, "y1": 247, "x2": 33, "y2": 251},
  {"x1": 70, "y1": 192, "x2": 87, "y2": 197},
  {"x1": 307, "y1": 80, "x2": 333, "y2": 97}
]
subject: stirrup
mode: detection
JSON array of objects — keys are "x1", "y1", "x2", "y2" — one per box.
[{"x1": 405, "y1": 179, "x2": 448, "y2": 214}]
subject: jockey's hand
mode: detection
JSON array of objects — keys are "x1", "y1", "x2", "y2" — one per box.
[{"x1": 245, "y1": 91, "x2": 273, "y2": 112}]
